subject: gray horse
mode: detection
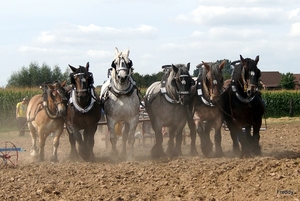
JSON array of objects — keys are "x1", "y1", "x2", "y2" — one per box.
[
  {"x1": 100, "y1": 47, "x2": 140, "y2": 159},
  {"x1": 144, "y1": 63, "x2": 194, "y2": 158}
]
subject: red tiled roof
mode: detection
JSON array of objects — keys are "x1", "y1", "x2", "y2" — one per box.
[{"x1": 260, "y1": 71, "x2": 282, "y2": 88}]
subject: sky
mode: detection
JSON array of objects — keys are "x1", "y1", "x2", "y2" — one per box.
[{"x1": 1, "y1": 0, "x2": 300, "y2": 87}]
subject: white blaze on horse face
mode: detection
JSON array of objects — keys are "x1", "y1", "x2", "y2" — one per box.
[
  {"x1": 213, "y1": 80, "x2": 218, "y2": 85},
  {"x1": 181, "y1": 79, "x2": 186, "y2": 85},
  {"x1": 250, "y1": 71, "x2": 255, "y2": 76}
]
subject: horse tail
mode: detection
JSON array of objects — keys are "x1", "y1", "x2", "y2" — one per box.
[{"x1": 115, "y1": 122, "x2": 123, "y2": 136}]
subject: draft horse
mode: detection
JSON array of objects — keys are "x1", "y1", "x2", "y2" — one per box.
[
  {"x1": 144, "y1": 63, "x2": 194, "y2": 158},
  {"x1": 189, "y1": 60, "x2": 225, "y2": 157},
  {"x1": 66, "y1": 62, "x2": 101, "y2": 161},
  {"x1": 27, "y1": 80, "x2": 67, "y2": 162},
  {"x1": 222, "y1": 55, "x2": 265, "y2": 157},
  {"x1": 100, "y1": 47, "x2": 140, "y2": 159}
]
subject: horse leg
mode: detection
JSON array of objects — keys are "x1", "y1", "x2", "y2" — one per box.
[
  {"x1": 121, "y1": 123, "x2": 129, "y2": 160},
  {"x1": 198, "y1": 121, "x2": 213, "y2": 157},
  {"x1": 214, "y1": 119, "x2": 224, "y2": 157},
  {"x1": 29, "y1": 124, "x2": 38, "y2": 158},
  {"x1": 127, "y1": 121, "x2": 138, "y2": 160},
  {"x1": 38, "y1": 130, "x2": 46, "y2": 162},
  {"x1": 236, "y1": 128, "x2": 251, "y2": 158},
  {"x1": 66, "y1": 125, "x2": 80, "y2": 161},
  {"x1": 108, "y1": 121, "x2": 119, "y2": 158},
  {"x1": 51, "y1": 128, "x2": 63, "y2": 163},
  {"x1": 174, "y1": 126, "x2": 184, "y2": 157},
  {"x1": 151, "y1": 123, "x2": 165, "y2": 158},
  {"x1": 166, "y1": 126, "x2": 175, "y2": 156},
  {"x1": 188, "y1": 117, "x2": 198, "y2": 156},
  {"x1": 84, "y1": 126, "x2": 97, "y2": 162},
  {"x1": 252, "y1": 125, "x2": 262, "y2": 156},
  {"x1": 226, "y1": 121, "x2": 240, "y2": 155}
]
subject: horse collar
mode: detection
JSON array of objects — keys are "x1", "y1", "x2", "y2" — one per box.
[
  {"x1": 231, "y1": 80, "x2": 255, "y2": 103},
  {"x1": 196, "y1": 80, "x2": 215, "y2": 107},
  {"x1": 69, "y1": 88, "x2": 96, "y2": 113},
  {"x1": 109, "y1": 77, "x2": 135, "y2": 96},
  {"x1": 160, "y1": 77, "x2": 180, "y2": 104}
]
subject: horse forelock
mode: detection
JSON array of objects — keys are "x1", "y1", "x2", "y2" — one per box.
[{"x1": 113, "y1": 51, "x2": 130, "y2": 64}]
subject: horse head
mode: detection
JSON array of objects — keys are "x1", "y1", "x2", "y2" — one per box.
[
  {"x1": 198, "y1": 60, "x2": 225, "y2": 105},
  {"x1": 45, "y1": 80, "x2": 68, "y2": 118},
  {"x1": 69, "y1": 62, "x2": 94, "y2": 102},
  {"x1": 111, "y1": 47, "x2": 133, "y2": 86},
  {"x1": 232, "y1": 55, "x2": 260, "y2": 97},
  {"x1": 168, "y1": 63, "x2": 194, "y2": 105}
]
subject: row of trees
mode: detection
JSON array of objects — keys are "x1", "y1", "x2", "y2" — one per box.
[
  {"x1": 6, "y1": 61, "x2": 296, "y2": 89},
  {"x1": 7, "y1": 62, "x2": 71, "y2": 88}
]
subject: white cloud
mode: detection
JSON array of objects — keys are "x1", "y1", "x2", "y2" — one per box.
[
  {"x1": 32, "y1": 23, "x2": 159, "y2": 47},
  {"x1": 87, "y1": 50, "x2": 112, "y2": 59},
  {"x1": 177, "y1": 5, "x2": 286, "y2": 25},
  {"x1": 288, "y1": 22, "x2": 300, "y2": 37}
]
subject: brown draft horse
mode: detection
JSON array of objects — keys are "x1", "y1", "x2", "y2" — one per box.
[
  {"x1": 222, "y1": 55, "x2": 265, "y2": 158},
  {"x1": 65, "y1": 62, "x2": 101, "y2": 162},
  {"x1": 27, "y1": 81, "x2": 67, "y2": 162},
  {"x1": 188, "y1": 61, "x2": 226, "y2": 157}
]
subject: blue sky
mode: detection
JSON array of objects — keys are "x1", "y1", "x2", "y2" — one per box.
[{"x1": 1, "y1": 0, "x2": 300, "y2": 87}]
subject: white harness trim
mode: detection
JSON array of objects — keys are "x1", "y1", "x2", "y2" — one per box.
[{"x1": 69, "y1": 89, "x2": 96, "y2": 113}]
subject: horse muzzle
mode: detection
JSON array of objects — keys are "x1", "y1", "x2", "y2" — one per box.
[{"x1": 246, "y1": 85, "x2": 257, "y2": 97}]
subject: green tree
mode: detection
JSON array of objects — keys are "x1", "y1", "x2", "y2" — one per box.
[
  {"x1": 7, "y1": 62, "x2": 70, "y2": 88},
  {"x1": 280, "y1": 72, "x2": 295, "y2": 89}
]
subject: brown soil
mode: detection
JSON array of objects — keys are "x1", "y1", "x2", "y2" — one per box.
[{"x1": 0, "y1": 118, "x2": 299, "y2": 201}]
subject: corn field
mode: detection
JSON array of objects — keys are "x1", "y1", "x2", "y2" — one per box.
[
  {"x1": 0, "y1": 88, "x2": 299, "y2": 131},
  {"x1": 0, "y1": 87, "x2": 41, "y2": 131}
]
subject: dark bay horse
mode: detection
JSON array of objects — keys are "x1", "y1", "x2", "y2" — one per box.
[
  {"x1": 189, "y1": 60, "x2": 225, "y2": 157},
  {"x1": 144, "y1": 63, "x2": 194, "y2": 158},
  {"x1": 66, "y1": 62, "x2": 101, "y2": 161},
  {"x1": 100, "y1": 48, "x2": 140, "y2": 159},
  {"x1": 222, "y1": 55, "x2": 265, "y2": 157},
  {"x1": 27, "y1": 81, "x2": 67, "y2": 162}
]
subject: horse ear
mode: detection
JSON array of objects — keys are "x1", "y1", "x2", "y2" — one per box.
[
  {"x1": 172, "y1": 64, "x2": 179, "y2": 73},
  {"x1": 240, "y1": 55, "x2": 246, "y2": 66},
  {"x1": 69, "y1": 65, "x2": 77, "y2": 73},
  {"x1": 219, "y1": 60, "x2": 226, "y2": 71},
  {"x1": 115, "y1": 47, "x2": 119, "y2": 55},
  {"x1": 61, "y1": 80, "x2": 67, "y2": 87},
  {"x1": 125, "y1": 48, "x2": 130, "y2": 58},
  {"x1": 86, "y1": 62, "x2": 89, "y2": 71},
  {"x1": 186, "y1": 62, "x2": 190, "y2": 71},
  {"x1": 255, "y1": 55, "x2": 259, "y2": 65},
  {"x1": 202, "y1": 61, "x2": 210, "y2": 72}
]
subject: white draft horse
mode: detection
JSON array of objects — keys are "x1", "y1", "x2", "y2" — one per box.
[
  {"x1": 100, "y1": 47, "x2": 140, "y2": 160},
  {"x1": 27, "y1": 81, "x2": 67, "y2": 162}
]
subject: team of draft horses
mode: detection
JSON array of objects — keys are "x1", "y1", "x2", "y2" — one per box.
[{"x1": 26, "y1": 47, "x2": 265, "y2": 162}]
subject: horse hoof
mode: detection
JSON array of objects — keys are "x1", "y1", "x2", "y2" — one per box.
[
  {"x1": 190, "y1": 148, "x2": 199, "y2": 156},
  {"x1": 50, "y1": 158, "x2": 59, "y2": 163},
  {"x1": 214, "y1": 151, "x2": 224, "y2": 158},
  {"x1": 251, "y1": 145, "x2": 262, "y2": 156},
  {"x1": 201, "y1": 143, "x2": 213, "y2": 157},
  {"x1": 151, "y1": 145, "x2": 165, "y2": 159}
]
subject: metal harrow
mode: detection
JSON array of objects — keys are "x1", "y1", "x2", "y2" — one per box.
[{"x1": 0, "y1": 141, "x2": 25, "y2": 167}]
